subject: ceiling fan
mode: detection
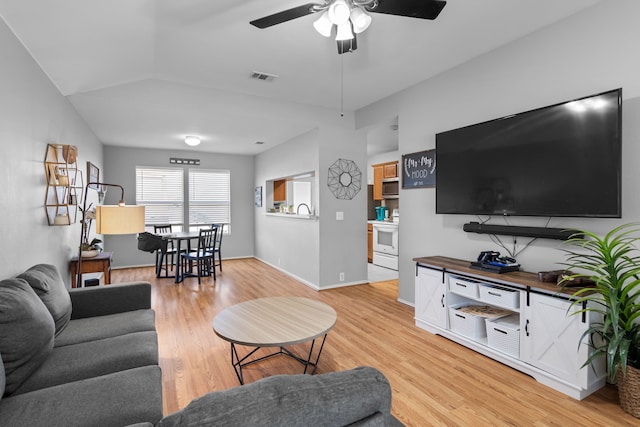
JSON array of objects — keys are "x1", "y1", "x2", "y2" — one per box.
[{"x1": 250, "y1": 0, "x2": 446, "y2": 54}]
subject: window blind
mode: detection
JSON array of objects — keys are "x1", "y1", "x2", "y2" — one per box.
[
  {"x1": 136, "y1": 166, "x2": 184, "y2": 226},
  {"x1": 188, "y1": 169, "x2": 230, "y2": 226}
]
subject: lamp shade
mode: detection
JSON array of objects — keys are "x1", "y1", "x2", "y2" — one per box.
[
  {"x1": 328, "y1": 0, "x2": 350, "y2": 25},
  {"x1": 335, "y1": 22, "x2": 354, "y2": 41},
  {"x1": 350, "y1": 8, "x2": 371, "y2": 34},
  {"x1": 96, "y1": 205, "x2": 145, "y2": 235},
  {"x1": 313, "y1": 11, "x2": 333, "y2": 37}
]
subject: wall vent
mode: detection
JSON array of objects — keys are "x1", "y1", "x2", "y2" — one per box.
[{"x1": 250, "y1": 71, "x2": 278, "y2": 82}]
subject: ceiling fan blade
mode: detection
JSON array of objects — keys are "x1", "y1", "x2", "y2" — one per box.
[
  {"x1": 250, "y1": 3, "x2": 319, "y2": 29},
  {"x1": 367, "y1": 0, "x2": 446, "y2": 20},
  {"x1": 337, "y1": 35, "x2": 357, "y2": 54}
]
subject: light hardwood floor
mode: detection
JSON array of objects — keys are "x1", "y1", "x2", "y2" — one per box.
[{"x1": 112, "y1": 258, "x2": 637, "y2": 426}]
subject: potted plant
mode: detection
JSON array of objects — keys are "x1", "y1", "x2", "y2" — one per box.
[
  {"x1": 81, "y1": 238, "x2": 103, "y2": 258},
  {"x1": 562, "y1": 223, "x2": 640, "y2": 417}
]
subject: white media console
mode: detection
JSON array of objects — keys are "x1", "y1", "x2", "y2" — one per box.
[{"x1": 414, "y1": 256, "x2": 605, "y2": 400}]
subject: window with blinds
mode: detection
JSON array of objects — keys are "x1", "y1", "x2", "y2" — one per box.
[
  {"x1": 188, "y1": 169, "x2": 230, "y2": 227},
  {"x1": 135, "y1": 167, "x2": 184, "y2": 228}
]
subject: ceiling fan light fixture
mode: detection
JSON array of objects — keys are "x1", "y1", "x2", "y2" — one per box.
[
  {"x1": 335, "y1": 21, "x2": 354, "y2": 41},
  {"x1": 350, "y1": 7, "x2": 371, "y2": 34},
  {"x1": 313, "y1": 11, "x2": 333, "y2": 37},
  {"x1": 328, "y1": 0, "x2": 351, "y2": 25},
  {"x1": 184, "y1": 136, "x2": 201, "y2": 146}
]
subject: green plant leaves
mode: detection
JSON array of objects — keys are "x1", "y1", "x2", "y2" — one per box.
[{"x1": 561, "y1": 223, "x2": 640, "y2": 383}]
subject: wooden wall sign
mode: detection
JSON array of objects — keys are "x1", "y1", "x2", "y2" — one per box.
[{"x1": 401, "y1": 149, "x2": 436, "y2": 189}]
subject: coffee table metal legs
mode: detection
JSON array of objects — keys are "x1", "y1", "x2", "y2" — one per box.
[{"x1": 230, "y1": 334, "x2": 329, "y2": 385}]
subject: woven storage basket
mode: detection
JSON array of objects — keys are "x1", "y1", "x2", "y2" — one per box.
[{"x1": 618, "y1": 365, "x2": 640, "y2": 418}]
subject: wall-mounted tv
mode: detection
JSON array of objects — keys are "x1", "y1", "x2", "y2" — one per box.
[{"x1": 435, "y1": 88, "x2": 622, "y2": 218}]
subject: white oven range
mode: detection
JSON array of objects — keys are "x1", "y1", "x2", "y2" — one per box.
[{"x1": 372, "y1": 222, "x2": 398, "y2": 271}]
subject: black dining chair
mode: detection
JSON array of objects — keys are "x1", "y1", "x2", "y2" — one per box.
[
  {"x1": 153, "y1": 224, "x2": 176, "y2": 277},
  {"x1": 211, "y1": 223, "x2": 224, "y2": 271},
  {"x1": 181, "y1": 227, "x2": 217, "y2": 284}
]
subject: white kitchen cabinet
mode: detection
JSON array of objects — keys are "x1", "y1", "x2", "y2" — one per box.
[
  {"x1": 415, "y1": 266, "x2": 447, "y2": 331},
  {"x1": 413, "y1": 256, "x2": 606, "y2": 400}
]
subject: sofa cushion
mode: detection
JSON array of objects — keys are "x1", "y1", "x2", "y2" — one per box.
[
  {"x1": 14, "y1": 331, "x2": 158, "y2": 395},
  {"x1": 157, "y1": 366, "x2": 394, "y2": 427},
  {"x1": 18, "y1": 264, "x2": 72, "y2": 336},
  {"x1": 0, "y1": 278, "x2": 55, "y2": 396},
  {"x1": 55, "y1": 309, "x2": 156, "y2": 347},
  {"x1": 0, "y1": 351, "x2": 5, "y2": 401},
  {"x1": 0, "y1": 366, "x2": 163, "y2": 427}
]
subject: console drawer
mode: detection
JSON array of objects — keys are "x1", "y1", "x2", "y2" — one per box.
[
  {"x1": 448, "y1": 276, "x2": 479, "y2": 298},
  {"x1": 479, "y1": 285, "x2": 520, "y2": 309}
]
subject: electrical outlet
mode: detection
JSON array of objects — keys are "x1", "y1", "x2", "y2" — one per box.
[
  {"x1": 336, "y1": 211, "x2": 344, "y2": 220},
  {"x1": 339, "y1": 272, "x2": 345, "y2": 281}
]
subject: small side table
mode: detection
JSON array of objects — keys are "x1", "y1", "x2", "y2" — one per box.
[{"x1": 70, "y1": 252, "x2": 113, "y2": 288}]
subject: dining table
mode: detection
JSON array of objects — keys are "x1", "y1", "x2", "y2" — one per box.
[{"x1": 158, "y1": 230, "x2": 201, "y2": 283}]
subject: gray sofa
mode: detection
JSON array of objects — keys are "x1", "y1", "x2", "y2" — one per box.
[
  {"x1": 0, "y1": 264, "x2": 162, "y2": 426},
  {"x1": 0, "y1": 264, "x2": 402, "y2": 426}
]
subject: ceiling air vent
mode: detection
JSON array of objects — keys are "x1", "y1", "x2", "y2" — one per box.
[{"x1": 250, "y1": 71, "x2": 278, "y2": 82}]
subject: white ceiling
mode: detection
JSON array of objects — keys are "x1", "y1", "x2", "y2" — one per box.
[{"x1": 0, "y1": 0, "x2": 603, "y2": 155}]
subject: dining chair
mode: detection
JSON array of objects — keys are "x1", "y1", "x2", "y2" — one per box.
[
  {"x1": 154, "y1": 224, "x2": 175, "y2": 278},
  {"x1": 180, "y1": 227, "x2": 217, "y2": 284},
  {"x1": 211, "y1": 223, "x2": 224, "y2": 271}
]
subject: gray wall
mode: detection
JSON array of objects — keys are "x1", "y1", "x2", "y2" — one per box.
[
  {"x1": 355, "y1": 0, "x2": 640, "y2": 304},
  {"x1": 0, "y1": 17, "x2": 103, "y2": 283},
  {"x1": 254, "y1": 129, "x2": 321, "y2": 286},
  {"x1": 103, "y1": 146, "x2": 255, "y2": 268},
  {"x1": 254, "y1": 118, "x2": 367, "y2": 289}
]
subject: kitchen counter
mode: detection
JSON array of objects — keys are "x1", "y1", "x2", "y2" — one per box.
[
  {"x1": 368, "y1": 220, "x2": 398, "y2": 226},
  {"x1": 266, "y1": 213, "x2": 317, "y2": 220}
]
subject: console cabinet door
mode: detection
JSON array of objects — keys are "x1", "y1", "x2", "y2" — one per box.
[
  {"x1": 415, "y1": 266, "x2": 447, "y2": 329},
  {"x1": 522, "y1": 293, "x2": 594, "y2": 387}
]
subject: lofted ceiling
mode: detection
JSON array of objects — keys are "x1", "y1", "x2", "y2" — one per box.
[{"x1": 0, "y1": 0, "x2": 603, "y2": 155}]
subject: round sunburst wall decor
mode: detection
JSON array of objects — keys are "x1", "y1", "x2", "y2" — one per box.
[{"x1": 327, "y1": 158, "x2": 362, "y2": 200}]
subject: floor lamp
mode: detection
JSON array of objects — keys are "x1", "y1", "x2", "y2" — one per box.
[{"x1": 76, "y1": 182, "x2": 145, "y2": 288}]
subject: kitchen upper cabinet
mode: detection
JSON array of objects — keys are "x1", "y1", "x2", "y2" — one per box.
[
  {"x1": 373, "y1": 165, "x2": 383, "y2": 200},
  {"x1": 383, "y1": 163, "x2": 398, "y2": 179},
  {"x1": 273, "y1": 179, "x2": 286, "y2": 202},
  {"x1": 372, "y1": 161, "x2": 398, "y2": 201}
]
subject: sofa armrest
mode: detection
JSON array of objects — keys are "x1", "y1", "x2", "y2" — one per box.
[
  {"x1": 69, "y1": 282, "x2": 152, "y2": 319},
  {"x1": 157, "y1": 366, "x2": 401, "y2": 427}
]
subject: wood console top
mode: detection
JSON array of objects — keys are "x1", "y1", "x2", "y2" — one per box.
[{"x1": 413, "y1": 256, "x2": 577, "y2": 296}]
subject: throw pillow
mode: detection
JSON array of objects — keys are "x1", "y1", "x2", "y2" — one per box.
[
  {"x1": 18, "y1": 264, "x2": 72, "y2": 336},
  {"x1": 0, "y1": 278, "x2": 55, "y2": 395}
]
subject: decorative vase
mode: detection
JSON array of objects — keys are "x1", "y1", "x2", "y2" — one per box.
[
  {"x1": 81, "y1": 250, "x2": 99, "y2": 258},
  {"x1": 618, "y1": 365, "x2": 640, "y2": 418}
]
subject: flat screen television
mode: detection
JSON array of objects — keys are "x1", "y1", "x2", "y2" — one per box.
[{"x1": 435, "y1": 88, "x2": 622, "y2": 218}]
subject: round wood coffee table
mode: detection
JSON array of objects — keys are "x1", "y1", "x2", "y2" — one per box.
[{"x1": 213, "y1": 296, "x2": 337, "y2": 384}]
